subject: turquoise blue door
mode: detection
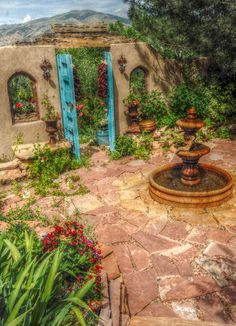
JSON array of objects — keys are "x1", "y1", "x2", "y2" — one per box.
[
  {"x1": 105, "y1": 52, "x2": 116, "y2": 151},
  {"x1": 56, "y1": 54, "x2": 80, "y2": 159}
]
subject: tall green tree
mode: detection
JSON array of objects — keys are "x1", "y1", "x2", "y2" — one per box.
[{"x1": 125, "y1": 0, "x2": 236, "y2": 75}]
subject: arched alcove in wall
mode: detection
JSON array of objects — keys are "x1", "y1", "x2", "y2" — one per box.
[
  {"x1": 130, "y1": 66, "x2": 148, "y2": 96},
  {"x1": 8, "y1": 72, "x2": 39, "y2": 124}
]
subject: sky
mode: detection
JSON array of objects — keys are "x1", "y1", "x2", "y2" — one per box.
[{"x1": 0, "y1": 0, "x2": 129, "y2": 25}]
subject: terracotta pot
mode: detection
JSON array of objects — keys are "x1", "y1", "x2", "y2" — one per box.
[
  {"x1": 45, "y1": 120, "x2": 58, "y2": 145},
  {"x1": 139, "y1": 119, "x2": 156, "y2": 132}
]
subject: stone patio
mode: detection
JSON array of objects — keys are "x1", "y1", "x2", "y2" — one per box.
[{"x1": 1, "y1": 138, "x2": 236, "y2": 325}]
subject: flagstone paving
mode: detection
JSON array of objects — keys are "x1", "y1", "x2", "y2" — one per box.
[{"x1": 1, "y1": 138, "x2": 236, "y2": 324}]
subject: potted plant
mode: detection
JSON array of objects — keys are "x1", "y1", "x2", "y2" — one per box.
[
  {"x1": 139, "y1": 90, "x2": 167, "y2": 132},
  {"x1": 123, "y1": 92, "x2": 141, "y2": 133},
  {"x1": 96, "y1": 118, "x2": 109, "y2": 146},
  {"x1": 41, "y1": 91, "x2": 60, "y2": 145}
]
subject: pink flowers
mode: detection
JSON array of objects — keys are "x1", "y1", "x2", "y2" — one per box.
[
  {"x1": 79, "y1": 112, "x2": 84, "y2": 117},
  {"x1": 76, "y1": 104, "x2": 84, "y2": 111}
]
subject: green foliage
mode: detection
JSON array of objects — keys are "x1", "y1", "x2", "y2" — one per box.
[
  {"x1": 29, "y1": 145, "x2": 90, "y2": 196},
  {"x1": 111, "y1": 136, "x2": 137, "y2": 159},
  {"x1": 168, "y1": 84, "x2": 208, "y2": 120},
  {"x1": 0, "y1": 204, "x2": 47, "y2": 224},
  {"x1": 125, "y1": 0, "x2": 236, "y2": 73},
  {"x1": 203, "y1": 83, "x2": 236, "y2": 124},
  {"x1": 111, "y1": 133, "x2": 153, "y2": 160},
  {"x1": 130, "y1": 67, "x2": 147, "y2": 95},
  {"x1": 0, "y1": 229, "x2": 98, "y2": 325},
  {"x1": 41, "y1": 91, "x2": 59, "y2": 121},
  {"x1": 140, "y1": 90, "x2": 168, "y2": 121},
  {"x1": 216, "y1": 127, "x2": 231, "y2": 139}
]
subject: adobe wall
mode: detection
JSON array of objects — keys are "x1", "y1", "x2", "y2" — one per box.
[
  {"x1": 0, "y1": 45, "x2": 61, "y2": 158},
  {"x1": 110, "y1": 42, "x2": 184, "y2": 134}
]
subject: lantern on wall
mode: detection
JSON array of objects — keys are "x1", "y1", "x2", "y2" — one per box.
[
  {"x1": 40, "y1": 59, "x2": 52, "y2": 81},
  {"x1": 118, "y1": 55, "x2": 127, "y2": 73}
]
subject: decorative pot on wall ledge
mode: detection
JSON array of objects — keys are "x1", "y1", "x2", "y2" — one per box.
[
  {"x1": 45, "y1": 120, "x2": 58, "y2": 145},
  {"x1": 139, "y1": 119, "x2": 156, "y2": 132}
]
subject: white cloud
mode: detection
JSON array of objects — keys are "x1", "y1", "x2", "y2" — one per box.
[{"x1": 23, "y1": 14, "x2": 33, "y2": 23}]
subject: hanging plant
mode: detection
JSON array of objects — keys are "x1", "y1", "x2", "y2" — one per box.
[
  {"x1": 98, "y1": 61, "x2": 108, "y2": 99},
  {"x1": 73, "y1": 66, "x2": 82, "y2": 102}
]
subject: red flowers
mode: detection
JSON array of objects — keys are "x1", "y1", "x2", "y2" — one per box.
[
  {"x1": 76, "y1": 104, "x2": 84, "y2": 111},
  {"x1": 15, "y1": 103, "x2": 24, "y2": 108},
  {"x1": 79, "y1": 112, "x2": 84, "y2": 117},
  {"x1": 43, "y1": 222, "x2": 103, "y2": 301}
]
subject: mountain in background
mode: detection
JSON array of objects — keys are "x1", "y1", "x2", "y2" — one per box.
[{"x1": 0, "y1": 10, "x2": 129, "y2": 46}]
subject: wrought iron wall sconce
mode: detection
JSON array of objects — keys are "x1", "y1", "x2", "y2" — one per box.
[
  {"x1": 40, "y1": 59, "x2": 52, "y2": 81},
  {"x1": 118, "y1": 55, "x2": 127, "y2": 73}
]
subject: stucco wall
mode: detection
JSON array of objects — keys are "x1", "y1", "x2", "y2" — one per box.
[
  {"x1": 110, "y1": 42, "x2": 184, "y2": 134},
  {"x1": 0, "y1": 42, "x2": 192, "y2": 158},
  {"x1": 0, "y1": 45, "x2": 61, "y2": 158}
]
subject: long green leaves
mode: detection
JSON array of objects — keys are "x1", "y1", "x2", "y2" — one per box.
[{"x1": 0, "y1": 231, "x2": 97, "y2": 326}]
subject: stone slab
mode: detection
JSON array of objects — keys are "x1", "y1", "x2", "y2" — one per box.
[
  {"x1": 13, "y1": 140, "x2": 71, "y2": 161},
  {"x1": 132, "y1": 231, "x2": 179, "y2": 253},
  {"x1": 130, "y1": 317, "x2": 235, "y2": 326},
  {"x1": 123, "y1": 269, "x2": 159, "y2": 315},
  {"x1": 159, "y1": 276, "x2": 219, "y2": 301},
  {"x1": 0, "y1": 159, "x2": 19, "y2": 171}
]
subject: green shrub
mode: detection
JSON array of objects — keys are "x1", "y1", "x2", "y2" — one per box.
[
  {"x1": 168, "y1": 84, "x2": 208, "y2": 119},
  {"x1": 111, "y1": 133, "x2": 153, "y2": 160},
  {"x1": 0, "y1": 228, "x2": 98, "y2": 325},
  {"x1": 140, "y1": 90, "x2": 168, "y2": 120},
  {"x1": 111, "y1": 136, "x2": 136, "y2": 160},
  {"x1": 29, "y1": 145, "x2": 90, "y2": 196}
]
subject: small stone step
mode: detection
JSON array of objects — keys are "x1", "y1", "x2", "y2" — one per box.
[
  {"x1": 0, "y1": 159, "x2": 19, "y2": 171},
  {"x1": 0, "y1": 169, "x2": 27, "y2": 184}
]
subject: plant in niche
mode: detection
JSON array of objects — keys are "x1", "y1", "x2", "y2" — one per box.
[
  {"x1": 41, "y1": 91, "x2": 60, "y2": 144},
  {"x1": 41, "y1": 91, "x2": 59, "y2": 121},
  {"x1": 123, "y1": 92, "x2": 141, "y2": 107}
]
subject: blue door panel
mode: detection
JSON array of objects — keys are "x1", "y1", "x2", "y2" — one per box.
[{"x1": 56, "y1": 54, "x2": 80, "y2": 159}]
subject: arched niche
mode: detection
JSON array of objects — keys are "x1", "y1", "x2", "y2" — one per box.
[
  {"x1": 8, "y1": 72, "x2": 39, "y2": 124},
  {"x1": 130, "y1": 66, "x2": 148, "y2": 95}
]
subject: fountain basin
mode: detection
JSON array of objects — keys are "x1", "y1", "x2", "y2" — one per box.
[{"x1": 149, "y1": 163, "x2": 233, "y2": 208}]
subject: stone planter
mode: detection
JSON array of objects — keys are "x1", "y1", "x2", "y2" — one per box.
[
  {"x1": 139, "y1": 119, "x2": 156, "y2": 132},
  {"x1": 45, "y1": 120, "x2": 58, "y2": 145}
]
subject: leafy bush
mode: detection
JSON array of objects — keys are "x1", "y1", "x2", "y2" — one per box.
[
  {"x1": 203, "y1": 83, "x2": 236, "y2": 124},
  {"x1": 29, "y1": 145, "x2": 90, "y2": 196},
  {"x1": 168, "y1": 84, "x2": 208, "y2": 119},
  {"x1": 0, "y1": 227, "x2": 99, "y2": 325},
  {"x1": 140, "y1": 90, "x2": 168, "y2": 120},
  {"x1": 111, "y1": 133, "x2": 153, "y2": 160},
  {"x1": 111, "y1": 136, "x2": 137, "y2": 159}
]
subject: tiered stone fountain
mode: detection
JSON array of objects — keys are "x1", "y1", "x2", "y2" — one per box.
[{"x1": 149, "y1": 108, "x2": 233, "y2": 208}]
